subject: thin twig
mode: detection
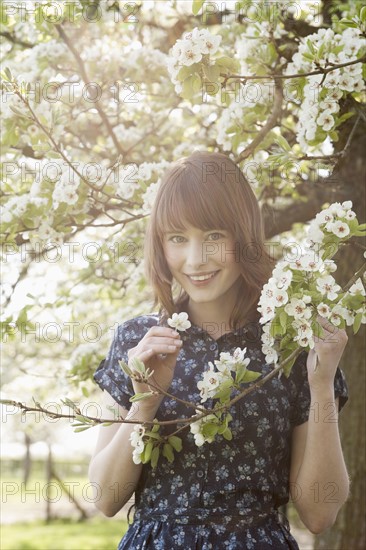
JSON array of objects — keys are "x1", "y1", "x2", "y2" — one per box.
[
  {"x1": 222, "y1": 56, "x2": 366, "y2": 84},
  {"x1": 2, "y1": 260, "x2": 364, "y2": 429}
]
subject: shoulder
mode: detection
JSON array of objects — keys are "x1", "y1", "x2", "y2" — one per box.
[{"x1": 115, "y1": 312, "x2": 161, "y2": 341}]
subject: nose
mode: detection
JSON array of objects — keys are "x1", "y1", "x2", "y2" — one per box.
[{"x1": 185, "y1": 238, "x2": 208, "y2": 269}]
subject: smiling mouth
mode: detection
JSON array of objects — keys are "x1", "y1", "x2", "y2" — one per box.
[{"x1": 186, "y1": 271, "x2": 220, "y2": 282}]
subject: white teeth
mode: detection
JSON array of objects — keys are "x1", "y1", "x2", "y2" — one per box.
[{"x1": 189, "y1": 272, "x2": 217, "y2": 281}]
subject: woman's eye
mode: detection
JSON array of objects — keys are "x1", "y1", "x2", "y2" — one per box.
[
  {"x1": 207, "y1": 232, "x2": 225, "y2": 240},
  {"x1": 169, "y1": 235, "x2": 185, "y2": 243}
]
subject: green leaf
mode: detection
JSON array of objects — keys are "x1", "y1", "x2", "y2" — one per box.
[
  {"x1": 177, "y1": 65, "x2": 193, "y2": 80},
  {"x1": 192, "y1": 73, "x2": 202, "y2": 93},
  {"x1": 280, "y1": 333, "x2": 293, "y2": 350},
  {"x1": 282, "y1": 355, "x2": 297, "y2": 378},
  {"x1": 119, "y1": 360, "x2": 132, "y2": 377},
  {"x1": 202, "y1": 422, "x2": 219, "y2": 438},
  {"x1": 142, "y1": 432, "x2": 161, "y2": 441},
  {"x1": 343, "y1": 294, "x2": 364, "y2": 309},
  {"x1": 280, "y1": 310, "x2": 288, "y2": 332},
  {"x1": 128, "y1": 356, "x2": 146, "y2": 374},
  {"x1": 334, "y1": 111, "x2": 355, "y2": 128},
  {"x1": 74, "y1": 426, "x2": 91, "y2": 433},
  {"x1": 235, "y1": 365, "x2": 248, "y2": 384},
  {"x1": 181, "y1": 75, "x2": 195, "y2": 100},
  {"x1": 203, "y1": 64, "x2": 221, "y2": 82},
  {"x1": 4, "y1": 67, "x2": 13, "y2": 81},
  {"x1": 129, "y1": 391, "x2": 154, "y2": 402},
  {"x1": 74, "y1": 414, "x2": 93, "y2": 424},
  {"x1": 222, "y1": 428, "x2": 232, "y2": 440},
  {"x1": 215, "y1": 56, "x2": 240, "y2": 73},
  {"x1": 151, "y1": 421, "x2": 160, "y2": 433},
  {"x1": 307, "y1": 39, "x2": 316, "y2": 54},
  {"x1": 151, "y1": 446, "x2": 160, "y2": 469},
  {"x1": 360, "y1": 6, "x2": 366, "y2": 24},
  {"x1": 353, "y1": 312, "x2": 362, "y2": 335},
  {"x1": 217, "y1": 423, "x2": 227, "y2": 434},
  {"x1": 168, "y1": 435, "x2": 182, "y2": 452},
  {"x1": 302, "y1": 52, "x2": 314, "y2": 62},
  {"x1": 240, "y1": 370, "x2": 261, "y2": 383},
  {"x1": 274, "y1": 134, "x2": 291, "y2": 152},
  {"x1": 192, "y1": 0, "x2": 205, "y2": 15},
  {"x1": 162, "y1": 443, "x2": 174, "y2": 463},
  {"x1": 339, "y1": 18, "x2": 358, "y2": 28},
  {"x1": 143, "y1": 441, "x2": 153, "y2": 463}
]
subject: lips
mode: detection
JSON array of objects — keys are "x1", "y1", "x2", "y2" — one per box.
[{"x1": 186, "y1": 271, "x2": 220, "y2": 284}]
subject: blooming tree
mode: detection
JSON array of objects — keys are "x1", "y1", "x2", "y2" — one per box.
[{"x1": 1, "y1": 1, "x2": 366, "y2": 545}]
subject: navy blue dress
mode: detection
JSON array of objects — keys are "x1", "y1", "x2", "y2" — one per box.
[{"x1": 94, "y1": 313, "x2": 349, "y2": 550}]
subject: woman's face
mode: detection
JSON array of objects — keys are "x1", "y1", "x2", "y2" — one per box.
[{"x1": 162, "y1": 223, "x2": 242, "y2": 310}]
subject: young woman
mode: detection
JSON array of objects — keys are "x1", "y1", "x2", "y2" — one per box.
[{"x1": 89, "y1": 151, "x2": 349, "y2": 549}]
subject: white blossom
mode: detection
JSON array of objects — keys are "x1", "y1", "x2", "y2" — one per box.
[
  {"x1": 167, "y1": 312, "x2": 191, "y2": 331},
  {"x1": 316, "y1": 275, "x2": 341, "y2": 301},
  {"x1": 189, "y1": 411, "x2": 219, "y2": 446},
  {"x1": 317, "y1": 302, "x2": 331, "y2": 318},
  {"x1": 197, "y1": 364, "x2": 228, "y2": 402},
  {"x1": 129, "y1": 425, "x2": 146, "y2": 464},
  {"x1": 284, "y1": 298, "x2": 312, "y2": 319},
  {"x1": 141, "y1": 179, "x2": 161, "y2": 213},
  {"x1": 263, "y1": 346, "x2": 278, "y2": 365},
  {"x1": 328, "y1": 220, "x2": 350, "y2": 239},
  {"x1": 348, "y1": 278, "x2": 365, "y2": 296},
  {"x1": 214, "y1": 347, "x2": 251, "y2": 374},
  {"x1": 317, "y1": 112, "x2": 335, "y2": 132}
]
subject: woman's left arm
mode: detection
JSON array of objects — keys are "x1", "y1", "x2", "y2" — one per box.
[{"x1": 289, "y1": 315, "x2": 350, "y2": 535}]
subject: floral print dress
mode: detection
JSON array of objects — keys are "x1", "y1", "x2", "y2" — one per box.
[{"x1": 94, "y1": 313, "x2": 349, "y2": 550}]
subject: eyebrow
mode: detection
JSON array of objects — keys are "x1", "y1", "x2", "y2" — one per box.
[{"x1": 163, "y1": 229, "x2": 227, "y2": 235}]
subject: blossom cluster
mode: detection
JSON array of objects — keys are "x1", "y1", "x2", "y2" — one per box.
[
  {"x1": 129, "y1": 420, "x2": 183, "y2": 468},
  {"x1": 285, "y1": 27, "x2": 365, "y2": 150},
  {"x1": 306, "y1": 200, "x2": 355, "y2": 250},
  {"x1": 258, "y1": 201, "x2": 366, "y2": 369},
  {"x1": 190, "y1": 346, "x2": 258, "y2": 446},
  {"x1": 129, "y1": 424, "x2": 148, "y2": 464},
  {"x1": 167, "y1": 27, "x2": 222, "y2": 94}
]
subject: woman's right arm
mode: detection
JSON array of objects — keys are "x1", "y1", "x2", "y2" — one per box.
[
  {"x1": 88, "y1": 392, "x2": 160, "y2": 517},
  {"x1": 88, "y1": 325, "x2": 183, "y2": 516}
]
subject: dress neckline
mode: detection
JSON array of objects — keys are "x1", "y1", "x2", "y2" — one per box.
[{"x1": 155, "y1": 310, "x2": 261, "y2": 344}]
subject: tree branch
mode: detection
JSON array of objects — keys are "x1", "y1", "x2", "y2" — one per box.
[
  {"x1": 234, "y1": 81, "x2": 283, "y2": 162},
  {"x1": 55, "y1": 24, "x2": 125, "y2": 157}
]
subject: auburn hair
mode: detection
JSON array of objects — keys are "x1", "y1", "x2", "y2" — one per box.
[{"x1": 144, "y1": 150, "x2": 275, "y2": 330}]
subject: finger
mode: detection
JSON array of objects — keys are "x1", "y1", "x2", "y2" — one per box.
[
  {"x1": 148, "y1": 326, "x2": 180, "y2": 338},
  {"x1": 316, "y1": 315, "x2": 337, "y2": 333},
  {"x1": 141, "y1": 342, "x2": 182, "y2": 357},
  {"x1": 144, "y1": 336, "x2": 182, "y2": 347}
]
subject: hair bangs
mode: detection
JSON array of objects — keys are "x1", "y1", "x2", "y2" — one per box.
[{"x1": 155, "y1": 167, "x2": 234, "y2": 238}]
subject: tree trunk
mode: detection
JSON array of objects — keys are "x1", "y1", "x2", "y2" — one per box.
[
  {"x1": 314, "y1": 111, "x2": 366, "y2": 548},
  {"x1": 23, "y1": 433, "x2": 32, "y2": 487},
  {"x1": 45, "y1": 444, "x2": 53, "y2": 523}
]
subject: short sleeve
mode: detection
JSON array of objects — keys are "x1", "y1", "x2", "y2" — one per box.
[
  {"x1": 93, "y1": 322, "x2": 140, "y2": 409},
  {"x1": 289, "y1": 350, "x2": 349, "y2": 427}
]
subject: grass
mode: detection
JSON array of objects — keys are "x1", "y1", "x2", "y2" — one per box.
[{"x1": 0, "y1": 517, "x2": 129, "y2": 550}]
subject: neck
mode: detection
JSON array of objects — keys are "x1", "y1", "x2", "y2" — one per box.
[{"x1": 185, "y1": 292, "x2": 239, "y2": 339}]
